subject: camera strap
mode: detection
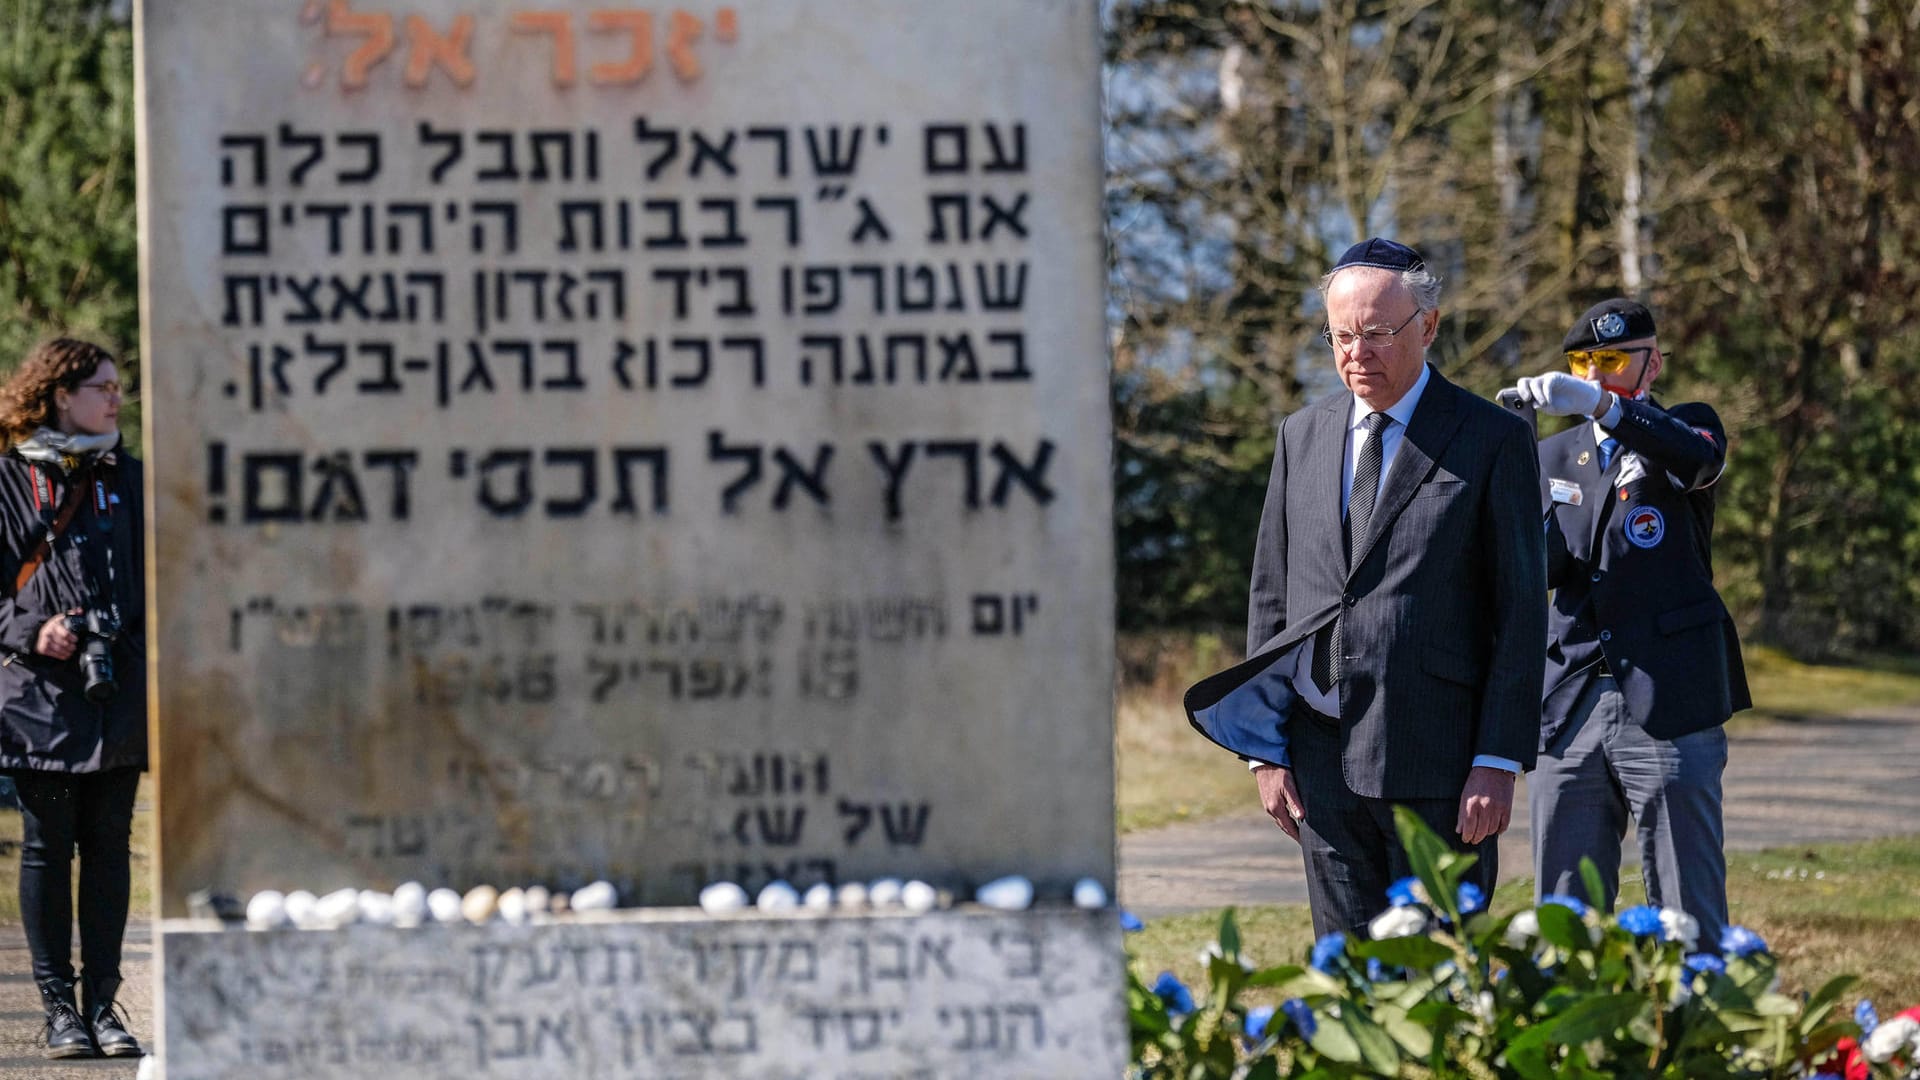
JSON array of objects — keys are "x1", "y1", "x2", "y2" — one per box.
[{"x1": 13, "y1": 464, "x2": 90, "y2": 598}]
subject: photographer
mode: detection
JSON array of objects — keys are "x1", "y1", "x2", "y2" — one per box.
[{"x1": 0, "y1": 338, "x2": 145, "y2": 1059}]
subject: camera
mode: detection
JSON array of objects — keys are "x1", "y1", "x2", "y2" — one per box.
[{"x1": 64, "y1": 610, "x2": 119, "y2": 704}]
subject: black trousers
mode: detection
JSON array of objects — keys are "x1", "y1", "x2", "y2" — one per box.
[
  {"x1": 11, "y1": 767, "x2": 141, "y2": 987},
  {"x1": 1289, "y1": 703, "x2": 1497, "y2": 937}
]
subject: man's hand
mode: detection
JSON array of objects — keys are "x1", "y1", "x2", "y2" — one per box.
[
  {"x1": 1456, "y1": 766, "x2": 1515, "y2": 845},
  {"x1": 1254, "y1": 764, "x2": 1306, "y2": 843},
  {"x1": 34, "y1": 611, "x2": 80, "y2": 661},
  {"x1": 1513, "y1": 372, "x2": 1605, "y2": 418}
]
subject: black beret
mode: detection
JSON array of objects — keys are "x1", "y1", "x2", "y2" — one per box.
[
  {"x1": 1331, "y1": 237, "x2": 1426, "y2": 273},
  {"x1": 1564, "y1": 298, "x2": 1657, "y2": 350}
]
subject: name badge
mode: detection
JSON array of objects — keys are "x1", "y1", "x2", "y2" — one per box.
[{"x1": 1549, "y1": 479, "x2": 1583, "y2": 506}]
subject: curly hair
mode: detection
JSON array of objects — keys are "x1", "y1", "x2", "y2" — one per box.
[{"x1": 0, "y1": 337, "x2": 117, "y2": 447}]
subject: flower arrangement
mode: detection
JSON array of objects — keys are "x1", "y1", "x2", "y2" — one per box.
[{"x1": 1128, "y1": 807, "x2": 1915, "y2": 1079}]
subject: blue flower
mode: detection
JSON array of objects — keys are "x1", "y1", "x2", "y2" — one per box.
[
  {"x1": 1684, "y1": 953, "x2": 1726, "y2": 977},
  {"x1": 1720, "y1": 924, "x2": 1768, "y2": 958},
  {"x1": 1456, "y1": 881, "x2": 1487, "y2": 916},
  {"x1": 1281, "y1": 998, "x2": 1317, "y2": 1039},
  {"x1": 1149, "y1": 971, "x2": 1194, "y2": 1016},
  {"x1": 1310, "y1": 931, "x2": 1347, "y2": 972},
  {"x1": 1809, "y1": 1073, "x2": 1844, "y2": 1080},
  {"x1": 1367, "y1": 957, "x2": 1391, "y2": 983},
  {"x1": 1245, "y1": 1004, "x2": 1275, "y2": 1040},
  {"x1": 1540, "y1": 893, "x2": 1589, "y2": 916},
  {"x1": 1119, "y1": 910, "x2": 1145, "y2": 933},
  {"x1": 1386, "y1": 876, "x2": 1423, "y2": 907},
  {"x1": 1616, "y1": 904, "x2": 1662, "y2": 937},
  {"x1": 1855, "y1": 999, "x2": 1879, "y2": 1035}
]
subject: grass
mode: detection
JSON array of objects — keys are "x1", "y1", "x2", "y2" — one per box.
[
  {"x1": 1126, "y1": 833, "x2": 1920, "y2": 1015},
  {"x1": 0, "y1": 775, "x2": 155, "y2": 925},
  {"x1": 1738, "y1": 643, "x2": 1920, "y2": 728}
]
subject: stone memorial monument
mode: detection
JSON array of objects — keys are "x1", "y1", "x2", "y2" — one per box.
[{"x1": 138, "y1": 0, "x2": 1118, "y2": 1074}]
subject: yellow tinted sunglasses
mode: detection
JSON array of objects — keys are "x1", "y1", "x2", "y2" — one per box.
[{"x1": 1565, "y1": 347, "x2": 1652, "y2": 375}]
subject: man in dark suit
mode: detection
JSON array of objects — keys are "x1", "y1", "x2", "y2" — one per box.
[
  {"x1": 1185, "y1": 238, "x2": 1546, "y2": 935},
  {"x1": 1508, "y1": 298, "x2": 1749, "y2": 948}
]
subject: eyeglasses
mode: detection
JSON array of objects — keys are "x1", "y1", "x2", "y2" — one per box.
[
  {"x1": 74, "y1": 380, "x2": 124, "y2": 398},
  {"x1": 1565, "y1": 347, "x2": 1653, "y2": 375},
  {"x1": 1322, "y1": 309, "x2": 1422, "y2": 351}
]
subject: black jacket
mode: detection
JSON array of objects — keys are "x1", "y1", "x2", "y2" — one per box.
[
  {"x1": 1187, "y1": 369, "x2": 1546, "y2": 799},
  {"x1": 1538, "y1": 397, "x2": 1750, "y2": 748},
  {"x1": 0, "y1": 445, "x2": 147, "y2": 773}
]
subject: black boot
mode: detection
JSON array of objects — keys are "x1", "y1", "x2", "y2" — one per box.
[
  {"x1": 83, "y1": 974, "x2": 142, "y2": 1058},
  {"x1": 36, "y1": 978, "x2": 95, "y2": 1059}
]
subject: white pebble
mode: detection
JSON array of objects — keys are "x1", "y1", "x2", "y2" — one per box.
[
  {"x1": 498, "y1": 887, "x2": 529, "y2": 925},
  {"x1": 357, "y1": 890, "x2": 395, "y2": 926},
  {"x1": 1073, "y1": 878, "x2": 1109, "y2": 909},
  {"x1": 392, "y1": 882, "x2": 429, "y2": 928},
  {"x1": 976, "y1": 875, "x2": 1034, "y2": 911},
  {"x1": 835, "y1": 882, "x2": 869, "y2": 909},
  {"x1": 427, "y1": 887, "x2": 464, "y2": 925},
  {"x1": 699, "y1": 882, "x2": 749, "y2": 914},
  {"x1": 756, "y1": 881, "x2": 800, "y2": 911},
  {"x1": 901, "y1": 880, "x2": 937, "y2": 912},
  {"x1": 868, "y1": 878, "x2": 905, "y2": 907},
  {"x1": 462, "y1": 885, "x2": 500, "y2": 925},
  {"x1": 572, "y1": 880, "x2": 618, "y2": 913},
  {"x1": 283, "y1": 889, "x2": 320, "y2": 929},
  {"x1": 803, "y1": 883, "x2": 834, "y2": 911},
  {"x1": 524, "y1": 886, "x2": 551, "y2": 922},
  {"x1": 245, "y1": 890, "x2": 288, "y2": 930},
  {"x1": 316, "y1": 887, "x2": 361, "y2": 928}
]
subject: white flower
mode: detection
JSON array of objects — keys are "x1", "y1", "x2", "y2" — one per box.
[
  {"x1": 1658, "y1": 909, "x2": 1700, "y2": 951},
  {"x1": 1470, "y1": 991, "x2": 1496, "y2": 1027},
  {"x1": 1862, "y1": 1016, "x2": 1920, "y2": 1062},
  {"x1": 1197, "y1": 940, "x2": 1256, "y2": 972},
  {"x1": 1369, "y1": 905, "x2": 1429, "y2": 940},
  {"x1": 1668, "y1": 981, "x2": 1692, "y2": 1007},
  {"x1": 1505, "y1": 909, "x2": 1539, "y2": 949}
]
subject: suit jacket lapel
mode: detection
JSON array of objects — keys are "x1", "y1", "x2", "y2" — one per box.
[
  {"x1": 1308, "y1": 392, "x2": 1351, "y2": 548},
  {"x1": 1347, "y1": 369, "x2": 1465, "y2": 577}
]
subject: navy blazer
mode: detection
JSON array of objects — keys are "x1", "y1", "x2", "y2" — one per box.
[
  {"x1": 1537, "y1": 397, "x2": 1751, "y2": 748},
  {"x1": 1187, "y1": 368, "x2": 1546, "y2": 800}
]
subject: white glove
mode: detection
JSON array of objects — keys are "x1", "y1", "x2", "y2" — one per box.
[{"x1": 1513, "y1": 372, "x2": 1605, "y2": 418}]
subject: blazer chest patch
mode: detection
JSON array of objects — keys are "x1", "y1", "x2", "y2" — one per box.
[{"x1": 1623, "y1": 505, "x2": 1665, "y2": 548}]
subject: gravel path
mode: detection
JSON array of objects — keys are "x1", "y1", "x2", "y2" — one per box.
[{"x1": 1119, "y1": 705, "x2": 1920, "y2": 918}]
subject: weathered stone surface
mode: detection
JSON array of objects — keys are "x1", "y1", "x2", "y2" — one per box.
[
  {"x1": 159, "y1": 907, "x2": 1125, "y2": 1079},
  {"x1": 138, "y1": 0, "x2": 1114, "y2": 912}
]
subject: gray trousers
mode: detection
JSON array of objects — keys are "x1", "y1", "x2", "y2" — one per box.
[{"x1": 1531, "y1": 675, "x2": 1728, "y2": 949}]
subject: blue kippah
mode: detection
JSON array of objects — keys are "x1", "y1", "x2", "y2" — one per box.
[{"x1": 1331, "y1": 237, "x2": 1426, "y2": 273}]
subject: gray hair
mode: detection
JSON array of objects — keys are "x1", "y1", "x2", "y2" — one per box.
[{"x1": 1318, "y1": 264, "x2": 1444, "y2": 312}]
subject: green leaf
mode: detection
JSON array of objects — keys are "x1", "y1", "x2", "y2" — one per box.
[
  {"x1": 1218, "y1": 907, "x2": 1242, "y2": 960},
  {"x1": 1796, "y1": 974, "x2": 1857, "y2": 1037},
  {"x1": 1391, "y1": 805, "x2": 1468, "y2": 925},
  {"x1": 1381, "y1": 1010, "x2": 1435, "y2": 1057},
  {"x1": 1578, "y1": 857, "x2": 1609, "y2": 912},
  {"x1": 1306, "y1": 1012, "x2": 1362, "y2": 1063},
  {"x1": 1535, "y1": 903, "x2": 1591, "y2": 953},
  {"x1": 1343, "y1": 1007, "x2": 1403, "y2": 1076},
  {"x1": 1249, "y1": 967, "x2": 1340, "y2": 995},
  {"x1": 1352, "y1": 934, "x2": 1453, "y2": 970},
  {"x1": 1550, "y1": 992, "x2": 1653, "y2": 1044},
  {"x1": 1503, "y1": 1023, "x2": 1564, "y2": 1080}
]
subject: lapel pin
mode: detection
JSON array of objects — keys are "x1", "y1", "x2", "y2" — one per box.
[{"x1": 1576, "y1": 451, "x2": 1591, "y2": 466}]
